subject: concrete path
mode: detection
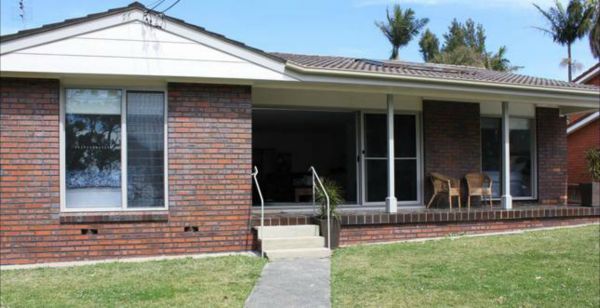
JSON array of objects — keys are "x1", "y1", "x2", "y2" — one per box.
[{"x1": 244, "y1": 257, "x2": 331, "y2": 308}]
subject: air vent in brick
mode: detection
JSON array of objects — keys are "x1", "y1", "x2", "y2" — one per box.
[
  {"x1": 184, "y1": 226, "x2": 199, "y2": 233},
  {"x1": 81, "y1": 228, "x2": 98, "y2": 235}
]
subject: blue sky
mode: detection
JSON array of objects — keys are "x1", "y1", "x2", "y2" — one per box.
[{"x1": 1, "y1": 0, "x2": 598, "y2": 80}]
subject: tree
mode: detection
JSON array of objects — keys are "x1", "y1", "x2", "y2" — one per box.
[
  {"x1": 590, "y1": 0, "x2": 600, "y2": 58},
  {"x1": 375, "y1": 4, "x2": 429, "y2": 60},
  {"x1": 419, "y1": 29, "x2": 440, "y2": 62},
  {"x1": 433, "y1": 45, "x2": 486, "y2": 67},
  {"x1": 534, "y1": 0, "x2": 595, "y2": 81},
  {"x1": 485, "y1": 46, "x2": 519, "y2": 72},
  {"x1": 419, "y1": 18, "x2": 518, "y2": 72}
]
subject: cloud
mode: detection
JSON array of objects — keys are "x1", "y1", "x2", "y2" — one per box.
[{"x1": 353, "y1": 0, "x2": 561, "y2": 9}]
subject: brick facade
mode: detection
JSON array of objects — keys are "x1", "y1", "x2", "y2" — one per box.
[
  {"x1": 0, "y1": 78, "x2": 577, "y2": 265},
  {"x1": 537, "y1": 107, "x2": 568, "y2": 205},
  {"x1": 568, "y1": 120, "x2": 600, "y2": 184},
  {"x1": 423, "y1": 101, "x2": 481, "y2": 205},
  {"x1": 0, "y1": 78, "x2": 253, "y2": 265}
]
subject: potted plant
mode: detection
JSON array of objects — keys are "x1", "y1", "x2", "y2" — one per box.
[
  {"x1": 580, "y1": 148, "x2": 600, "y2": 207},
  {"x1": 313, "y1": 178, "x2": 343, "y2": 249}
]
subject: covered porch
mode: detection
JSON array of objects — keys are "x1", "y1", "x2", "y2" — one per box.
[{"x1": 250, "y1": 84, "x2": 584, "y2": 213}]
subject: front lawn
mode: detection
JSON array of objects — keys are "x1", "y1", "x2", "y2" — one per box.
[
  {"x1": 1, "y1": 255, "x2": 265, "y2": 308},
  {"x1": 332, "y1": 224, "x2": 600, "y2": 307}
]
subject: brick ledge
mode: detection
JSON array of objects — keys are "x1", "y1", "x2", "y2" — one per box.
[
  {"x1": 60, "y1": 211, "x2": 169, "y2": 224},
  {"x1": 251, "y1": 206, "x2": 600, "y2": 226}
]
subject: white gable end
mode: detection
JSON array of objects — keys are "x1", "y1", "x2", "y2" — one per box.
[{"x1": 1, "y1": 12, "x2": 294, "y2": 81}]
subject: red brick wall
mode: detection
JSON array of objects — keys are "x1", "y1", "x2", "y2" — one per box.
[
  {"x1": 586, "y1": 74, "x2": 600, "y2": 86},
  {"x1": 341, "y1": 217, "x2": 599, "y2": 245},
  {"x1": 423, "y1": 101, "x2": 481, "y2": 205},
  {"x1": 568, "y1": 120, "x2": 600, "y2": 184},
  {"x1": 537, "y1": 107, "x2": 568, "y2": 205},
  {"x1": 0, "y1": 78, "x2": 253, "y2": 265}
]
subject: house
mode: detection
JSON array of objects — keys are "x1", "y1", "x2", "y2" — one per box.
[
  {"x1": 567, "y1": 64, "x2": 600, "y2": 202},
  {"x1": 1, "y1": 2, "x2": 599, "y2": 265}
]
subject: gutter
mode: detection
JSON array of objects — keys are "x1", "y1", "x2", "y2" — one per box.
[{"x1": 285, "y1": 62, "x2": 600, "y2": 98}]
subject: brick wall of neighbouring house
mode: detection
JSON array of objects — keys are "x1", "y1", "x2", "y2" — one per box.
[
  {"x1": 423, "y1": 101, "x2": 481, "y2": 206},
  {"x1": 568, "y1": 120, "x2": 600, "y2": 185},
  {"x1": 586, "y1": 74, "x2": 600, "y2": 86},
  {"x1": 537, "y1": 107, "x2": 568, "y2": 205},
  {"x1": 340, "y1": 217, "x2": 599, "y2": 245},
  {"x1": 0, "y1": 78, "x2": 253, "y2": 265}
]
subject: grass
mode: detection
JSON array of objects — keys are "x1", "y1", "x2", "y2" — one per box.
[
  {"x1": 0, "y1": 255, "x2": 266, "y2": 308},
  {"x1": 332, "y1": 225, "x2": 600, "y2": 308}
]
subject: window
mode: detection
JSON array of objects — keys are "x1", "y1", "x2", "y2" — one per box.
[
  {"x1": 481, "y1": 117, "x2": 535, "y2": 198},
  {"x1": 64, "y1": 89, "x2": 166, "y2": 210}
]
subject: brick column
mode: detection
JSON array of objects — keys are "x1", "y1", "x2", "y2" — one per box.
[
  {"x1": 168, "y1": 83, "x2": 253, "y2": 246},
  {"x1": 536, "y1": 107, "x2": 568, "y2": 205},
  {"x1": 0, "y1": 78, "x2": 61, "y2": 264},
  {"x1": 423, "y1": 101, "x2": 481, "y2": 205}
]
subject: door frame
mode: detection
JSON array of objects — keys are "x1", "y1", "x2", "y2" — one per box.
[{"x1": 359, "y1": 110, "x2": 423, "y2": 207}]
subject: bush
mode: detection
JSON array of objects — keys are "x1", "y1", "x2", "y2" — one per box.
[
  {"x1": 315, "y1": 178, "x2": 344, "y2": 219},
  {"x1": 585, "y1": 148, "x2": 600, "y2": 182}
]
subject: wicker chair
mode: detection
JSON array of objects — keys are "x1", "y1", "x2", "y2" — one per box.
[
  {"x1": 426, "y1": 172, "x2": 461, "y2": 209},
  {"x1": 465, "y1": 172, "x2": 493, "y2": 209}
]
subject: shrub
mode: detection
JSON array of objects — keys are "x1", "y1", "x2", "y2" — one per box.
[
  {"x1": 585, "y1": 148, "x2": 600, "y2": 182},
  {"x1": 315, "y1": 178, "x2": 344, "y2": 219}
]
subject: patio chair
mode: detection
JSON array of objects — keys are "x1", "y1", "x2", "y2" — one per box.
[
  {"x1": 465, "y1": 172, "x2": 493, "y2": 209},
  {"x1": 426, "y1": 172, "x2": 461, "y2": 209}
]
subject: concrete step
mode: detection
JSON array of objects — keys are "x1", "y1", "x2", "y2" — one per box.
[
  {"x1": 264, "y1": 247, "x2": 331, "y2": 260},
  {"x1": 260, "y1": 236, "x2": 325, "y2": 250},
  {"x1": 255, "y1": 225, "x2": 320, "y2": 239}
]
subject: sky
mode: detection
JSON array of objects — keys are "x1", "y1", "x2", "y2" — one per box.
[{"x1": 1, "y1": 0, "x2": 598, "y2": 81}]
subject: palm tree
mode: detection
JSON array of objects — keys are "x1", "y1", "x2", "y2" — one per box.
[
  {"x1": 534, "y1": 0, "x2": 595, "y2": 81},
  {"x1": 485, "y1": 46, "x2": 521, "y2": 72},
  {"x1": 419, "y1": 29, "x2": 440, "y2": 62},
  {"x1": 590, "y1": 0, "x2": 600, "y2": 58},
  {"x1": 376, "y1": 5, "x2": 428, "y2": 60}
]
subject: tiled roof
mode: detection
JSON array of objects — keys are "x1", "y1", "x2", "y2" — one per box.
[{"x1": 272, "y1": 53, "x2": 600, "y2": 91}]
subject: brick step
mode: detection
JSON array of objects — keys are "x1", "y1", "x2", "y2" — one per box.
[
  {"x1": 263, "y1": 247, "x2": 331, "y2": 260},
  {"x1": 260, "y1": 236, "x2": 325, "y2": 250},
  {"x1": 255, "y1": 225, "x2": 320, "y2": 239}
]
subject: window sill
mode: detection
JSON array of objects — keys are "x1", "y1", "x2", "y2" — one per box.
[{"x1": 60, "y1": 211, "x2": 169, "y2": 224}]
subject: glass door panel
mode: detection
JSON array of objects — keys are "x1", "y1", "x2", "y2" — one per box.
[{"x1": 363, "y1": 113, "x2": 418, "y2": 203}]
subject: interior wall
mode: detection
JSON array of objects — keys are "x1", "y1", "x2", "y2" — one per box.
[{"x1": 252, "y1": 109, "x2": 357, "y2": 204}]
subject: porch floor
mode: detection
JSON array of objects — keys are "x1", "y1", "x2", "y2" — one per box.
[{"x1": 251, "y1": 205, "x2": 600, "y2": 227}]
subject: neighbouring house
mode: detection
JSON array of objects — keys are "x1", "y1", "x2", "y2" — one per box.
[
  {"x1": 567, "y1": 64, "x2": 600, "y2": 203},
  {"x1": 1, "y1": 2, "x2": 599, "y2": 265}
]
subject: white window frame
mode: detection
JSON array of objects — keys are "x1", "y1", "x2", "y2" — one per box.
[
  {"x1": 480, "y1": 115, "x2": 538, "y2": 201},
  {"x1": 59, "y1": 85, "x2": 169, "y2": 212}
]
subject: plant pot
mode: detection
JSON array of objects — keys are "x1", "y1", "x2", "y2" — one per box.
[
  {"x1": 314, "y1": 217, "x2": 341, "y2": 249},
  {"x1": 580, "y1": 182, "x2": 600, "y2": 207}
]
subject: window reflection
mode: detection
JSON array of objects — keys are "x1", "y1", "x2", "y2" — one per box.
[
  {"x1": 481, "y1": 117, "x2": 534, "y2": 198},
  {"x1": 65, "y1": 89, "x2": 122, "y2": 208}
]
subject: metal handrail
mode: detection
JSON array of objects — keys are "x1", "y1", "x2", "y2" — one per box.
[
  {"x1": 251, "y1": 166, "x2": 265, "y2": 258},
  {"x1": 308, "y1": 166, "x2": 330, "y2": 250}
]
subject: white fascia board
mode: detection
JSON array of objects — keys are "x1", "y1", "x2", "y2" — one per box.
[
  {"x1": 1, "y1": 9, "x2": 297, "y2": 82},
  {"x1": 158, "y1": 19, "x2": 288, "y2": 76},
  {"x1": 0, "y1": 13, "x2": 138, "y2": 55},
  {"x1": 284, "y1": 63, "x2": 600, "y2": 107},
  {"x1": 567, "y1": 111, "x2": 600, "y2": 134}
]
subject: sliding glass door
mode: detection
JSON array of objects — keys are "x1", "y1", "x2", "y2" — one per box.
[
  {"x1": 362, "y1": 113, "x2": 420, "y2": 205},
  {"x1": 252, "y1": 109, "x2": 357, "y2": 206}
]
